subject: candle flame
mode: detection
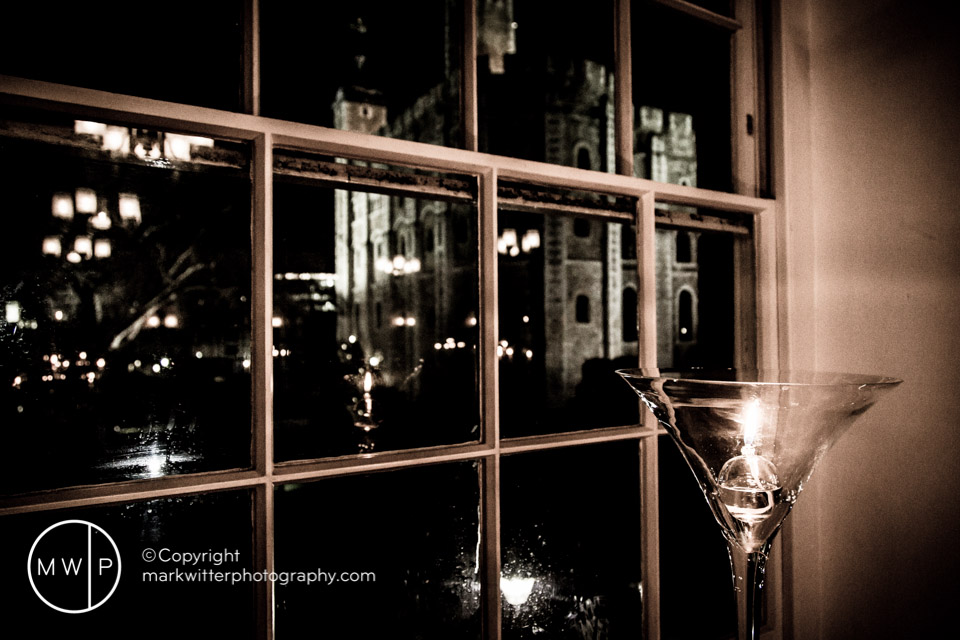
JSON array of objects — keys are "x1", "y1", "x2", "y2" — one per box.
[
  {"x1": 742, "y1": 398, "x2": 762, "y2": 451},
  {"x1": 363, "y1": 371, "x2": 373, "y2": 393}
]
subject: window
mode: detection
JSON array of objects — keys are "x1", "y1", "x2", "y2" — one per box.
[{"x1": 1, "y1": 2, "x2": 778, "y2": 639}]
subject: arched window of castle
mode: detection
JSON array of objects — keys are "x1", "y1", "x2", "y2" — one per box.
[
  {"x1": 676, "y1": 231, "x2": 692, "y2": 263},
  {"x1": 576, "y1": 146, "x2": 592, "y2": 170},
  {"x1": 622, "y1": 287, "x2": 638, "y2": 342},
  {"x1": 678, "y1": 289, "x2": 694, "y2": 341},
  {"x1": 576, "y1": 295, "x2": 591, "y2": 323}
]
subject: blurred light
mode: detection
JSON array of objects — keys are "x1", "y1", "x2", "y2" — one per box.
[
  {"x1": 164, "y1": 134, "x2": 192, "y2": 161},
  {"x1": 521, "y1": 228, "x2": 541, "y2": 252},
  {"x1": 500, "y1": 340, "x2": 508, "y2": 348},
  {"x1": 404, "y1": 317, "x2": 416, "y2": 327},
  {"x1": 90, "y1": 211, "x2": 112, "y2": 230},
  {"x1": 148, "y1": 144, "x2": 162, "y2": 159},
  {"x1": 78, "y1": 351, "x2": 87, "y2": 360},
  {"x1": 680, "y1": 327, "x2": 688, "y2": 335},
  {"x1": 501, "y1": 576, "x2": 535, "y2": 606},
  {"x1": 457, "y1": 341, "x2": 466, "y2": 348},
  {"x1": 152, "y1": 363, "x2": 161, "y2": 373},
  {"x1": 279, "y1": 349, "x2": 287, "y2": 357},
  {"x1": 348, "y1": 334, "x2": 357, "y2": 344},
  {"x1": 195, "y1": 351, "x2": 203, "y2": 359},
  {"x1": 52, "y1": 193, "x2": 74, "y2": 219},
  {"x1": 74, "y1": 236, "x2": 93, "y2": 258},
  {"x1": 466, "y1": 315, "x2": 478, "y2": 327},
  {"x1": 509, "y1": 246, "x2": 520, "y2": 257},
  {"x1": 497, "y1": 345, "x2": 504, "y2": 358},
  {"x1": 160, "y1": 357, "x2": 170, "y2": 367},
  {"x1": 163, "y1": 314, "x2": 178, "y2": 328},
  {"x1": 66, "y1": 251, "x2": 82, "y2": 264},
  {"x1": 134, "y1": 143, "x2": 146, "y2": 159},
  {"x1": 272, "y1": 348, "x2": 280, "y2": 357},
  {"x1": 145, "y1": 455, "x2": 164, "y2": 477},
  {"x1": 54, "y1": 310, "x2": 64, "y2": 321},
  {"x1": 525, "y1": 349, "x2": 533, "y2": 360},
  {"x1": 242, "y1": 359, "x2": 251, "y2": 369},
  {"x1": 118, "y1": 193, "x2": 141, "y2": 224},
  {"x1": 502, "y1": 228, "x2": 517, "y2": 247},
  {"x1": 86, "y1": 371, "x2": 96, "y2": 384},
  {"x1": 369, "y1": 356, "x2": 380, "y2": 367},
  {"x1": 375, "y1": 257, "x2": 392, "y2": 273},
  {"x1": 94, "y1": 239, "x2": 112, "y2": 258},
  {"x1": 284, "y1": 272, "x2": 298, "y2": 280},
  {"x1": 522, "y1": 315, "x2": 530, "y2": 323},
  {"x1": 403, "y1": 257, "x2": 421, "y2": 274},
  {"x1": 75, "y1": 188, "x2": 97, "y2": 214},
  {"x1": 505, "y1": 347, "x2": 514, "y2": 357},
  {"x1": 134, "y1": 360, "x2": 141, "y2": 367},
  {"x1": 392, "y1": 316, "x2": 406, "y2": 327},
  {"x1": 42, "y1": 236, "x2": 62, "y2": 256},
  {"x1": 74, "y1": 120, "x2": 107, "y2": 136},
  {"x1": 96, "y1": 358, "x2": 106, "y2": 369},
  {"x1": 434, "y1": 343, "x2": 442, "y2": 350},
  {"x1": 5, "y1": 301, "x2": 21, "y2": 324},
  {"x1": 146, "y1": 315, "x2": 161, "y2": 328},
  {"x1": 272, "y1": 316, "x2": 283, "y2": 328},
  {"x1": 12, "y1": 375, "x2": 22, "y2": 388},
  {"x1": 392, "y1": 255, "x2": 405, "y2": 271},
  {"x1": 102, "y1": 126, "x2": 129, "y2": 153},
  {"x1": 363, "y1": 371, "x2": 373, "y2": 393},
  {"x1": 50, "y1": 354, "x2": 60, "y2": 367}
]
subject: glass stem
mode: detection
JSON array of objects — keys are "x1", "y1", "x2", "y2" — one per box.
[{"x1": 727, "y1": 539, "x2": 771, "y2": 640}]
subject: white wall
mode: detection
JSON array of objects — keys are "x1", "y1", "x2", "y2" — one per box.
[{"x1": 781, "y1": 1, "x2": 960, "y2": 637}]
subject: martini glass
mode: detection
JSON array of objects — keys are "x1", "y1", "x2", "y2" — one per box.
[{"x1": 617, "y1": 368, "x2": 901, "y2": 640}]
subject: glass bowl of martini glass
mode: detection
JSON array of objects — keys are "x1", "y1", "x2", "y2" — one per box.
[{"x1": 617, "y1": 368, "x2": 901, "y2": 640}]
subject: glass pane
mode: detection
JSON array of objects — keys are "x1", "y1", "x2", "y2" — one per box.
[
  {"x1": 0, "y1": 490, "x2": 254, "y2": 638},
  {"x1": 261, "y1": 0, "x2": 461, "y2": 147},
  {"x1": 655, "y1": 219, "x2": 742, "y2": 368},
  {"x1": 273, "y1": 164, "x2": 480, "y2": 460},
  {"x1": 501, "y1": 441, "x2": 643, "y2": 638},
  {"x1": 498, "y1": 208, "x2": 639, "y2": 438},
  {"x1": 275, "y1": 462, "x2": 481, "y2": 638},
  {"x1": 0, "y1": 110, "x2": 252, "y2": 494},
  {"x1": 632, "y1": 1, "x2": 733, "y2": 191},
  {"x1": 658, "y1": 436, "x2": 737, "y2": 638},
  {"x1": 0, "y1": 2, "x2": 244, "y2": 112},
  {"x1": 478, "y1": 0, "x2": 616, "y2": 168}
]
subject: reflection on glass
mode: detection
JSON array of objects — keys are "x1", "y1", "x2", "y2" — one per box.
[
  {"x1": 0, "y1": 2, "x2": 244, "y2": 112},
  {"x1": 655, "y1": 223, "x2": 738, "y2": 368},
  {"x1": 273, "y1": 175, "x2": 480, "y2": 459},
  {"x1": 0, "y1": 111, "x2": 252, "y2": 494},
  {"x1": 501, "y1": 442, "x2": 643, "y2": 638},
  {"x1": 498, "y1": 209, "x2": 639, "y2": 437},
  {"x1": 632, "y1": 2, "x2": 733, "y2": 191},
  {"x1": 261, "y1": 0, "x2": 461, "y2": 147},
  {"x1": 0, "y1": 491, "x2": 255, "y2": 638},
  {"x1": 478, "y1": 0, "x2": 615, "y2": 167},
  {"x1": 275, "y1": 462, "x2": 481, "y2": 638}
]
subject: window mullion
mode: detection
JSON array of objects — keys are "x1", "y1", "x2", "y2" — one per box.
[
  {"x1": 615, "y1": 0, "x2": 634, "y2": 176},
  {"x1": 732, "y1": 0, "x2": 760, "y2": 195},
  {"x1": 463, "y1": 0, "x2": 479, "y2": 151},
  {"x1": 243, "y1": 0, "x2": 261, "y2": 116}
]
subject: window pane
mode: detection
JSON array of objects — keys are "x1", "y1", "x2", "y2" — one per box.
[
  {"x1": 658, "y1": 436, "x2": 737, "y2": 638},
  {"x1": 0, "y1": 110, "x2": 252, "y2": 494},
  {"x1": 501, "y1": 441, "x2": 643, "y2": 638},
  {"x1": 275, "y1": 462, "x2": 481, "y2": 638},
  {"x1": 478, "y1": 0, "x2": 616, "y2": 169},
  {"x1": 0, "y1": 2, "x2": 244, "y2": 112},
  {"x1": 273, "y1": 160, "x2": 480, "y2": 460},
  {"x1": 0, "y1": 490, "x2": 255, "y2": 638},
  {"x1": 261, "y1": 0, "x2": 461, "y2": 147},
  {"x1": 498, "y1": 207, "x2": 639, "y2": 438},
  {"x1": 655, "y1": 218, "x2": 744, "y2": 368},
  {"x1": 632, "y1": 1, "x2": 733, "y2": 191}
]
